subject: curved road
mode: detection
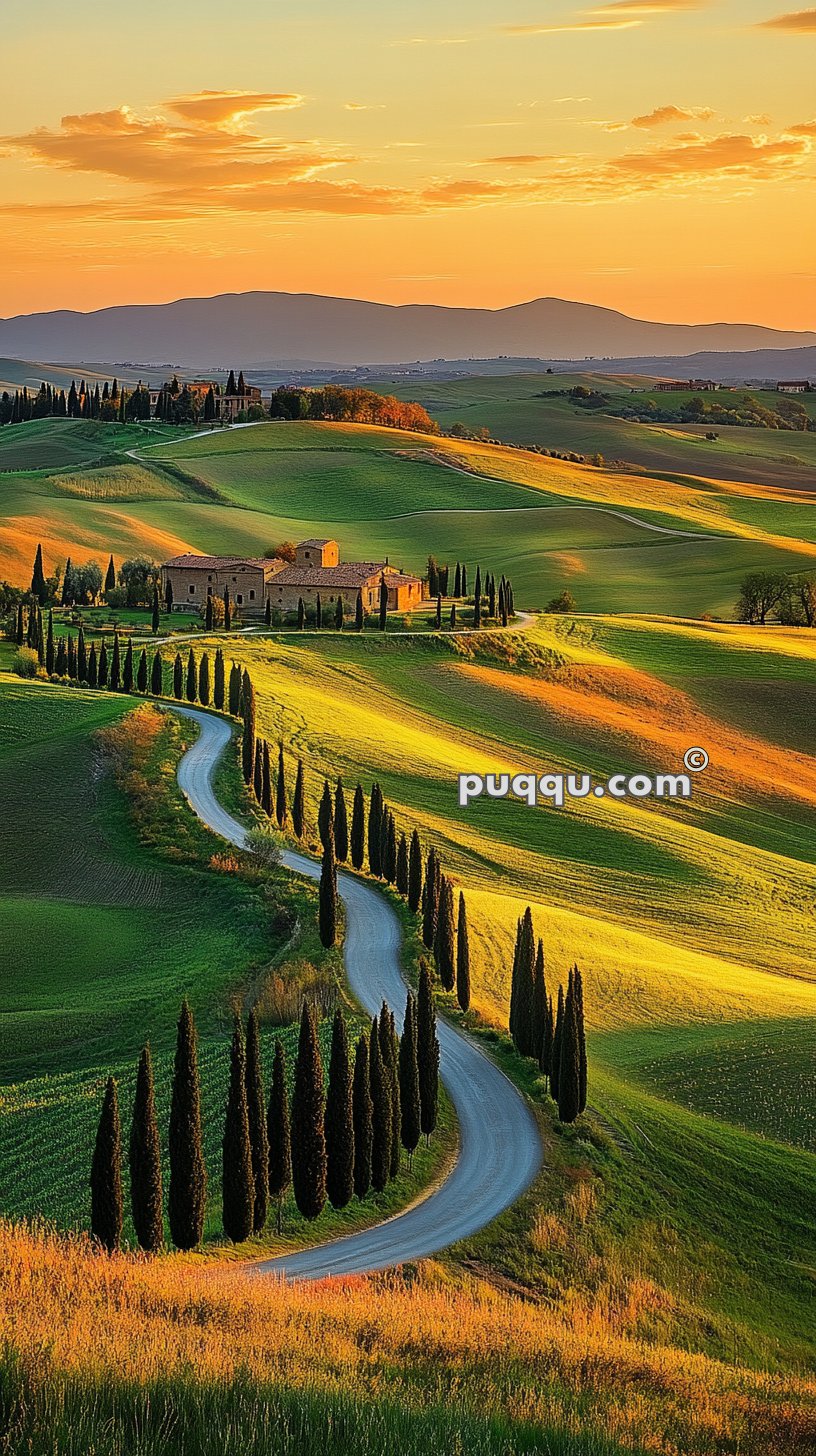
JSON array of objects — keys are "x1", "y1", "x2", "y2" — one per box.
[{"x1": 173, "y1": 704, "x2": 541, "y2": 1280}]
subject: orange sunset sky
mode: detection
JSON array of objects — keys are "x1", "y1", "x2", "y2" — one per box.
[{"x1": 2, "y1": 0, "x2": 814, "y2": 326}]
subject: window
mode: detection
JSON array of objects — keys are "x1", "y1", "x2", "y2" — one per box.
[
  {"x1": 237, "y1": 594, "x2": 243, "y2": 605},
  {"x1": 207, "y1": 586, "x2": 213, "y2": 597},
  {"x1": 207, "y1": 574, "x2": 212, "y2": 582},
  {"x1": 249, "y1": 590, "x2": 255, "y2": 601},
  {"x1": 189, "y1": 584, "x2": 196, "y2": 595},
  {"x1": 304, "y1": 551, "x2": 310, "y2": 559}
]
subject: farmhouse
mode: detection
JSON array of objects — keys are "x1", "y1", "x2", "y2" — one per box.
[
  {"x1": 777, "y1": 380, "x2": 811, "y2": 394},
  {"x1": 161, "y1": 539, "x2": 424, "y2": 618}
]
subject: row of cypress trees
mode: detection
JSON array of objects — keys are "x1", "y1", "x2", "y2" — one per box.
[
  {"x1": 508, "y1": 908, "x2": 587, "y2": 1123},
  {"x1": 90, "y1": 985, "x2": 441, "y2": 1251}
]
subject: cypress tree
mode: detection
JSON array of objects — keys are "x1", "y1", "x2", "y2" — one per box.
[
  {"x1": 245, "y1": 1007, "x2": 269, "y2": 1234},
  {"x1": 136, "y1": 647, "x2": 147, "y2": 693},
  {"x1": 408, "y1": 829, "x2": 423, "y2": 914},
  {"x1": 417, "y1": 959, "x2": 439, "y2": 1140},
  {"x1": 368, "y1": 782, "x2": 383, "y2": 876},
  {"x1": 123, "y1": 639, "x2": 134, "y2": 693},
  {"x1": 383, "y1": 1006, "x2": 401, "y2": 1180},
  {"x1": 222, "y1": 1017, "x2": 255, "y2": 1243},
  {"x1": 334, "y1": 778, "x2": 348, "y2": 861},
  {"x1": 90, "y1": 1076, "x2": 123, "y2": 1253},
  {"x1": 30, "y1": 543, "x2": 47, "y2": 605},
  {"x1": 36, "y1": 607, "x2": 45, "y2": 666},
  {"x1": 45, "y1": 610, "x2": 55, "y2": 675},
  {"x1": 399, "y1": 991, "x2": 421, "y2": 1164},
  {"x1": 165, "y1": 576, "x2": 174, "y2": 613},
  {"x1": 276, "y1": 741, "x2": 287, "y2": 828},
  {"x1": 15, "y1": 603, "x2": 24, "y2": 646},
  {"x1": 56, "y1": 637, "x2": 67, "y2": 677},
  {"x1": 316, "y1": 593, "x2": 322, "y2": 629},
  {"x1": 550, "y1": 985, "x2": 565, "y2": 1104},
  {"x1": 350, "y1": 784, "x2": 365, "y2": 869},
  {"x1": 130, "y1": 1043, "x2": 163, "y2": 1253},
  {"x1": 173, "y1": 652, "x2": 183, "y2": 699},
  {"x1": 557, "y1": 972, "x2": 581, "y2": 1125},
  {"x1": 510, "y1": 908, "x2": 536, "y2": 1058},
  {"x1": 110, "y1": 631, "x2": 121, "y2": 691},
  {"x1": 67, "y1": 634, "x2": 77, "y2": 680},
  {"x1": 454, "y1": 561, "x2": 461, "y2": 597},
  {"x1": 151, "y1": 649, "x2": 163, "y2": 696},
  {"x1": 435, "y1": 593, "x2": 442, "y2": 630},
  {"x1": 318, "y1": 779, "x2": 334, "y2": 849},
  {"x1": 456, "y1": 890, "x2": 471, "y2": 1011},
  {"x1": 168, "y1": 1000, "x2": 206, "y2": 1250},
  {"x1": 422, "y1": 847, "x2": 440, "y2": 950},
  {"x1": 540, "y1": 994, "x2": 555, "y2": 1083},
  {"x1": 532, "y1": 939, "x2": 547, "y2": 1066},
  {"x1": 88, "y1": 643, "x2": 98, "y2": 688},
  {"x1": 152, "y1": 585, "x2": 161, "y2": 635},
  {"x1": 214, "y1": 648, "x2": 225, "y2": 710},
  {"x1": 291, "y1": 1002, "x2": 327, "y2": 1219},
  {"x1": 253, "y1": 739, "x2": 264, "y2": 803},
  {"x1": 224, "y1": 587, "x2": 232, "y2": 632},
  {"x1": 324, "y1": 1008, "x2": 355, "y2": 1209},
  {"x1": 267, "y1": 1039, "x2": 291, "y2": 1232},
  {"x1": 379, "y1": 574, "x2": 388, "y2": 631},
  {"x1": 384, "y1": 812, "x2": 397, "y2": 884},
  {"x1": 241, "y1": 671, "x2": 255, "y2": 783},
  {"x1": 265, "y1": 595, "x2": 271, "y2": 626},
  {"x1": 98, "y1": 640, "x2": 108, "y2": 688},
  {"x1": 198, "y1": 652, "x2": 210, "y2": 705},
  {"x1": 319, "y1": 835, "x2": 338, "y2": 947},
  {"x1": 262, "y1": 740, "x2": 273, "y2": 817},
  {"x1": 205, "y1": 594, "x2": 214, "y2": 632},
  {"x1": 395, "y1": 832, "x2": 408, "y2": 896},
  {"x1": 355, "y1": 590, "x2": 364, "y2": 631},
  {"x1": 574, "y1": 965, "x2": 588, "y2": 1113},
  {"x1": 377, "y1": 802, "x2": 389, "y2": 881},
  {"x1": 297, "y1": 597, "x2": 305, "y2": 630},
  {"x1": 434, "y1": 876, "x2": 456, "y2": 991},
  {"x1": 186, "y1": 648, "x2": 197, "y2": 704},
  {"x1": 473, "y1": 565, "x2": 482, "y2": 628},
  {"x1": 368, "y1": 1017, "x2": 392, "y2": 1193},
  {"x1": 228, "y1": 660, "x2": 241, "y2": 715},
  {"x1": 77, "y1": 625, "x2": 87, "y2": 681},
  {"x1": 449, "y1": 602, "x2": 457, "y2": 629},
  {"x1": 292, "y1": 759, "x2": 305, "y2": 837},
  {"x1": 352, "y1": 1035, "x2": 373, "y2": 1199},
  {"x1": 334, "y1": 593, "x2": 344, "y2": 630}
]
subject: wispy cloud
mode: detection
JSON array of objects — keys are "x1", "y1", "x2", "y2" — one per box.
[
  {"x1": 503, "y1": 0, "x2": 709, "y2": 33},
  {"x1": 344, "y1": 102, "x2": 385, "y2": 112},
  {"x1": 756, "y1": 7, "x2": 816, "y2": 29},
  {"x1": 631, "y1": 104, "x2": 715, "y2": 127}
]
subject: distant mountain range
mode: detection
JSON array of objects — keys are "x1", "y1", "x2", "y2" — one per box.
[{"x1": 1, "y1": 291, "x2": 814, "y2": 369}]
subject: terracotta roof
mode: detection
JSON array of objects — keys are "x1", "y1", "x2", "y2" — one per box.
[
  {"x1": 273, "y1": 562, "x2": 421, "y2": 589},
  {"x1": 298, "y1": 538, "x2": 336, "y2": 548},
  {"x1": 163, "y1": 553, "x2": 281, "y2": 571}
]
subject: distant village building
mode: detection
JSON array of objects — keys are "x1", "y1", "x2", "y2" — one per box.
[
  {"x1": 161, "y1": 539, "x2": 424, "y2": 619},
  {"x1": 776, "y1": 380, "x2": 811, "y2": 394},
  {"x1": 656, "y1": 379, "x2": 721, "y2": 392}
]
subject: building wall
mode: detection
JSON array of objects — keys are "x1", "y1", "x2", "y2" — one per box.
[
  {"x1": 296, "y1": 541, "x2": 339, "y2": 567},
  {"x1": 162, "y1": 562, "x2": 280, "y2": 616}
]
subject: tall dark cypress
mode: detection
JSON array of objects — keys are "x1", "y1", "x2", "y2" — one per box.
[
  {"x1": 557, "y1": 972, "x2": 581, "y2": 1125},
  {"x1": 318, "y1": 835, "x2": 338, "y2": 948},
  {"x1": 510, "y1": 908, "x2": 536, "y2": 1058},
  {"x1": 90, "y1": 1076, "x2": 123, "y2": 1252},
  {"x1": 408, "y1": 829, "x2": 423, "y2": 914},
  {"x1": 88, "y1": 643, "x2": 98, "y2": 688},
  {"x1": 434, "y1": 876, "x2": 456, "y2": 991},
  {"x1": 205, "y1": 594, "x2": 214, "y2": 632},
  {"x1": 98, "y1": 640, "x2": 108, "y2": 688},
  {"x1": 110, "y1": 631, "x2": 121, "y2": 691},
  {"x1": 379, "y1": 574, "x2": 388, "y2": 631},
  {"x1": 245, "y1": 1007, "x2": 269, "y2": 1234},
  {"x1": 151, "y1": 649, "x2": 163, "y2": 696},
  {"x1": 454, "y1": 561, "x2": 461, "y2": 597},
  {"x1": 56, "y1": 637, "x2": 67, "y2": 677},
  {"x1": 30, "y1": 543, "x2": 47, "y2": 605},
  {"x1": 350, "y1": 784, "x2": 365, "y2": 869},
  {"x1": 574, "y1": 965, "x2": 588, "y2": 1114},
  {"x1": 325, "y1": 1008, "x2": 355, "y2": 1209},
  {"x1": 224, "y1": 587, "x2": 232, "y2": 632},
  {"x1": 456, "y1": 890, "x2": 471, "y2": 1012},
  {"x1": 152, "y1": 585, "x2": 161, "y2": 635},
  {"x1": 435, "y1": 593, "x2": 442, "y2": 630},
  {"x1": 77, "y1": 626, "x2": 87, "y2": 681},
  {"x1": 378, "y1": 805, "x2": 390, "y2": 885},
  {"x1": 130, "y1": 1043, "x2": 163, "y2": 1253},
  {"x1": 334, "y1": 778, "x2": 348, "y2": 862},
  {"x1": 417, "y1": 960, "x2": 439, "y2": 1140},
  {"x1": 186, "y1": 647, "x2": 197, "y2": 703},
  {"x1": 368, "y1": 782, "x2": 383, "y2": 876},
  {"x1": 540, "y1": 994, "x2": 555, "y2": 1083},
  {"x1": 399, "y1": 991, "x2": 421, "y2": 1164},
  {"x1": 173, "y1": 652, "x2": 183, "y2": 699},
  {"x1": 45, "y1": 610, "x2": 55, "y2": 675},
  {"x1": 137, "y1": 648, "x2": 148, "y2": 694},
  {"x1": 335, "y1": 593, "x2": 344, "y2": 630},
  {"x1": 368, "y1": 1017, "x2": 392, "y2": 1193},
  {"x1": 352, "y1": 1035, "x2": 373, "y2": 1199},
  {"x1": 395, "y1": 832, "x2": 408, "y2": 896},
  {"x1": 297, "y1": 597, "x2": 305, "y2": 630},
  {"x1": 473, "y1": 565, "x2": 482, "y2": 628},
  {"x1": 291, "y1": 1002, "x2": 327, "y2": 1219},
  {"x1": 315, "y1": 593, "x2": 322, "y2": 629},
  {"x1": 228, "y1": 660, "x2": 241, "y2": 716},
  {"x1": 318, "y1": 779, "x2": 334, "y2": 849},
  {"x1": 276, "y1": 741, "x2": 287, "y2": 828},
  {"x1": 422, "y1": 847, "x2": 440, "y2": 950},
  {"x1": 168, "y1": 1001, "x2": 206, "y2": 1250},
  {"x1": 531, "y1": 939, "x2": 548, "y2": 1066},
  {"x1": 36, "y1": 608, "x2": 45, "y2": 667},
  {"x1": 222, "y1": 1017, "x2": 255, "y2": 1243},
  {"x1": 262, "y1": 740, "x2": 273, "y2": 817},
  {"x1": 67, "y1": 634, "x2": 77, "y2": 680},
  {"x1": 265, "y1": 595, "x2": 272, "y2": 626},
  {"x1": 384, "y1": 812, "x2": 397, "y2": 884},
  {"x1": 253, "y1": 739, "x2": 264, "y2": 803},
  {"x1": 461, "y1": 563, "x2": 467, "y2": 596},
  {"x1": 241, "y1": 671, "x2": 255, "y2": 784},
  {"x1": 123, "y1": 639, "x2": 134, "y2": 693},
  {"x1": 198, "y1": 651, "x2": 210, "y2": 706},
  {"x1": 292, "y1": 758, "x2": 305, "y2": 837},
  {"x1": 550, "y1": 985, "x2": 565, "y2": 1104},
  {"x1": 104, "y1": 554, "x2": 116, "y2": 596},
  {"x1": 214, "y1": 648, "x2": 225, "y2": 710},
  {"x1": 383, "y1": 1007, "x2": 401, "y2": 1180},
  {"x1": 15, "y1": 603, "x2": 24, "y2": 646},
  {"x1": 267, "y1": 1039, "x2": 292, "y2": 1232},
  {"x1": 355, "y1": 590, "x2": 364, "y2": 631}
]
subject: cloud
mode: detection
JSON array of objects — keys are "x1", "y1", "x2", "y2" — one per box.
[
  {"x1": 787, "y1": 118, "x2": 816, "y2": 134},
  {"x1": 344, "y1": 102, "x2": 385, "y2": 112},
  {"x1": 481, "y1": 154, "x2": 552, "y2": 164},
  {"x1": 166, "y1": 91, "x2": 304, "y2": 124},
  {"x1": 503, "y1": 0, "x2": 709, "y2": 32},
  {"x1": 756, "y1": 7, "x2": 816, "y2": 29},
  {"x1": 589, "y1": 0, "x2": 707, "y2": 11},
  {"x1": 502, "y1": 19, "x2": 641, "y2": 32},
  {"x1": 631, "y1": 104, "x2": 715, "y2": 127}
]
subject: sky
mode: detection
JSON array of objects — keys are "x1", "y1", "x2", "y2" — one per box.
[{"x1": 1, "y1": 0, "x2": 814, "y2": 327}]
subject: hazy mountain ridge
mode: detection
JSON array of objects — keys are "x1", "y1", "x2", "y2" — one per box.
[{"x1": 1, "y1": 291, "x2": 814, "y2": 369}]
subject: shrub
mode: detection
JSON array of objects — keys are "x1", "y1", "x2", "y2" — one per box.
[
  {"x1": 12, "y1": 647, "x2": 40, "y2": 678},
  {"x1": 545, "y1": 590, "x2": 578, "y2": 613}
]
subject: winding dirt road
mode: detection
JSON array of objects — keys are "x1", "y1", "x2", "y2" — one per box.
[{"x1": 173, "y1": 704, "x2": 541, "y2": 1280}]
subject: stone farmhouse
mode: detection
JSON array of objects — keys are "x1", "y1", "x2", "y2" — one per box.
[{"x1": 161, "y1": 539, "x2": 424, "y2": 619}]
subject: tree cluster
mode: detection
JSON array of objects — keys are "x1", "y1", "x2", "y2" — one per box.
[{"x1": 509, "y1": 908, "x2": 587, "y2": 1124}]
